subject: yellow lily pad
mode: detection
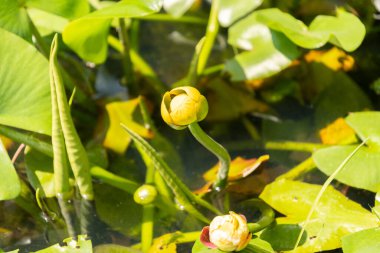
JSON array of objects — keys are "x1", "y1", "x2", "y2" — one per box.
[
  {"x1": 103, "y1": 98, "x2": 153, "y2": 154},
  {"x1": 319, "y1": 117, "x2": 357, "y2": 145}
]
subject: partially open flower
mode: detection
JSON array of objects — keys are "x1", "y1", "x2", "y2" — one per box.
[
  {"x1": 161, "y1": 86, "x2": 208, "y2": 130},
  {"x1": 200, "y1": 211, "x2": 252, "y2": 252}
]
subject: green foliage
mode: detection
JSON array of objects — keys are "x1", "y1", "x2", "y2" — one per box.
[
  {"x1": 32, "y1": 235, "x2": 92, "y2": 253},
  {"x1": 62, "y1": 0, "x2": 162, "y2": 63},
  {"x1": 0, "y1": 139, "x2": 20, "y2": 200},
  {"x1": 218, "y1": 0, "x2": 262, "y2": 27},
  {"x1": 0, "y1": 27, "x2": 51, "y2": 135},
  {"x1": 192, "y1": 237, "x2": 275, "y2": 253},
  {"x1": 260, "y1": 224, "x2": 307, "y2": 251},
  {"x1": 260, "y1": 179, "x2": 378, "y2": 252},
  {"x1": 163, "y1": 0, "x2": 195, "y2": 18},
  {"x1": 342, "y1": 228, "x2": 380, "y2": 253}
]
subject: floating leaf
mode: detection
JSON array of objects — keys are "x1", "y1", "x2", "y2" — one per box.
[
  {"x1": 342, "y1": 227, "x2": 380, "y2": 253},
  {"x1": 0, "y1": 139, "x2": 20, "y2": 201},
  {"x1": 313, "y1": 145, "x2": 380, "y2": 192},
  {"x1": 0, "y1": 27, "x2": 51, "y2": 135},
  {"x1": 319, "y1": 117, "x2": 357, "y2": 145},
  {"x1": 32, "y1": 235, "x2": 92, "y2": 253},
  {"x1": 94, "y1": 244, "x2": 141, "y2": 253},
  {"x1": 345, "y1": 112, "x2": 380, "y2": 148},
  {"x1": 163, "y1": 0, "x2": 195, "y2": 18},
  {"x1": 103, "y1": 99, "x2": 153, "y2": 154},
  {"x1": 260, "y1": 224, "x2": 307, "y2": 251},
  {"x1": 218, "y1": 0, "x2": 262, "y2": 27},
  {"x1": 304, "y1": 47, "x2": 355, "y2": 71},
  {"x1": 203, "y1": 155, "x2": 269, "y2": 182},
  {"x1": 63, "y1": 0, "x2": 162, "y2": 63},
  {"x1": 148, "y1": 233, "x2": 180, "y2": 253},
  {"x1": 260, "y1": 179, "x2": 378, "y2": 252}
]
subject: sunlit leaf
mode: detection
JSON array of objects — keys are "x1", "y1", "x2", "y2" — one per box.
[
  {"x1": 260, "y1": 179, "x2": 378, "y2": 252},
  {"x1": 94, "y1": 244, "x2": 141, "y2": 253},
  {"x1": 103, "y1": 99, "x2": 153, "y2": 154},
  {"x1": 0, "y1": 135, "x2": 12, "y2": 150},
  {"x1": 345, "y1": 111, "x2": 380, "y2": 148},
  {"x1": 218, "y1": 0, "x2": 262, "y2": 27},
  {"x1": 25, "y1": 0, "x2": 89, "y2": 20},
  {"x1": 313, "y1": 145, "x2": 380, "y2": 192},
  {"x1": 32, "y1": 235, "x2": 92, "y2": 253},
  {"x1": 0, "y1": 28, "x2": 51, "y2": 135},
  {"x1": 62, "y1": 0, "x2": 162, "y2": 63},
  {"x1": 0, "y1": 0, "x2": 32, "y2": 41},
  {"x1": 0, "y1": 139, "x2": 20, "y2": 201},
  {"x1": 304, "y1": 47, "x2": 355, "y2": 71},
  {"x1": 203, "y1": 155, "x2": 269, "y2": 182},
  {"x1": 148, "y1": 233, "x2": 180, "y2": 253},
  {"x1": 342, "y1": 227, "x2": 380, "y2": 253},
  {"x1": 163, "y1": 0, "x2": 195, "y2": 17},
  {"x1": 319, "y1": 117, "x2": 357, "y2": 145},
  {"x1": 27, "y1": 8, "x2": 68, "y2": 36}
]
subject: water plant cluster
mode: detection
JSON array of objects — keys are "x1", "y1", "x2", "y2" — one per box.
[{"x1": 0, "y1": 0, "x2": 379, "y2": 252}]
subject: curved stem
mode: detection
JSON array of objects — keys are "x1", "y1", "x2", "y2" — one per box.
[
  {"x1": 240, "y1": 199, "x2": 275, "y2": 233},
  {"x1": 188, "y1": 122, "x2": 230, "y2": 191}
]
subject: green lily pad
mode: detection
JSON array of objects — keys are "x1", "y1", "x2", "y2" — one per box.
[
  {"x1": 0, "y1": 27, "x2": 51, "y2": 135},
  {"x1": 260, "y1": 224, "x2": 307, "y2": 251},
  {"x1": 62, "y1": 0, "x2": 161, "y2": 63},
  {"x1": 219, "y1": 0, "x2": 262, "y2": 27},
  {"x1": 0, "y1": 139, "x2": 20, "y2": 201},
  {"x1": 313, "y1": 145, "x2": 380, "y2": 192},
  {"x1": 342, "y1": 227, "x2": 380, "y2": 253},
  {"x1": 260, "y1": 179, "x2": 378, "y2": 252},
  {"x1": 32, "y1": 235, "x2": 92, "y2": 253},
  {"x1": 163, "y1": 0, "x2": 195, "y2": 17},
  {"x1": 345, "y1": 112, "x2": 380, "y2": 148}
]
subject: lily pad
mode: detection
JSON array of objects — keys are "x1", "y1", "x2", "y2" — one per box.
[
  {"x1": 260, "y1": 179, "x2": 378, "y2": 252},
  {"x1": 342, "y1": 227, "x2": 380, "y2": 253},
  {"x1": 32, "y1": 235, "x2": 92, "y2": 253},
  {"x1": 0, "y1": 27, "x2": 51, "y2": 135},
  {"x1": 218, "y1": 0, "x2": 262, "y2": 27},
  {"x1": 0, "y1": 139, "x2": 20, "y2": 201},
  {"x1": 163, "y1": 0, "x2": 195, "y2": 18},
  {"x1": 345, "y1": 111, "x2": 380, "y2": 148}
]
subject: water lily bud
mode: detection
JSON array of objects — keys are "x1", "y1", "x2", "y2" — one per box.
[
  {"x1": 161, "y1": 86, "x2": 208, "y2": 130},
  {"x1": 133, "y1": 184, "x2": 157, "y2": 205},
  {"x1": 201, "y1": 211, "x2": 252, "y2": 252}
]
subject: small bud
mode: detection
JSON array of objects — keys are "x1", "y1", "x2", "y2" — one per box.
[
  {"x1": 200, "y1": 211, "x2": 252, "y2": 252},
  {"x1": 133, "y1": 184, "x2": 157, "y2": 205},
  {"x1": 161, "y1": 86, "x2": 208, "y2": 130}
]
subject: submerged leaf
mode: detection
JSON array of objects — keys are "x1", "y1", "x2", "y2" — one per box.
[
  {"x1": 260, "y1": 180, "x2": 378, "y2": 252},
  {"x1": 103, "y1": 99, "x2": 153, "y2": 154}
]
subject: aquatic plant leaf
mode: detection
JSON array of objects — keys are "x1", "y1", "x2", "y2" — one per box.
[
  {"x1": 203, "y1": 155, "x2": 269, "y2": 182},
  {"x1": 260, "y1": 224, "x2": 307, "y2": 251},
  {"x1": 163, "y1": 0, "x2": 195, "y2": 18},
  {"x1": 103, "y1": 99, "x2": 153, "y2": 154},
  {"x1": 0, "y1": 28, "x2": 51, "y2": 135},
  {"x1": 227, "y1": 24, "x2": 299, "y2": 81},
  {"x1": 25, "y1": 0, "x2": 89, "y2": 20},
  {"x1": 33, "y1": 235, "x2": 92, "y2": 253},
  {"x1": 260, "y1": 179, "x2": 378, "y2": 252},
  {"x1": 319, "y1": 118, "x2": 357, "y2": 145},
  {"x1": 62, "y1": 0, "x2": 162, "y2": 63},
  {"x1": 148, "y1": 233, "x2": 178, "y2": 253},
  {"x1": 304, "y1": 47, "x2": 354, "y2": 71},
  {"x1": 345, "y1": 112, "x2": 380, "y2": 148},
  {"x1": 342, "y1": 227, "x2": 380, "y2": 253},
  {"x1": 0, "y1": 139, "x2": 20, "y2": 200},
  {"x1": 0, "y1": 0, "x2": 32, "y2": 41},
  {"x1": 254, "y1": 8, "x2": 365, "y2": 51},
  {"x1": 25, "y1": 148, "x2": 56, "y2": 198},
  {"x1": 192, "y1": 236, "x2": 274, "y2": 253},
  {"x1": 313, "y1": 145, "x2": 380, "y2": 192},
  {"x1": 94, "y1": 244, "x2": 141, "y2": 253},
  {"x1": 219, "y1": 0, "x2": 262, "y2": 27},
  {"x1": 27, "y1": 8, "x2": 69, "y2": 36}
]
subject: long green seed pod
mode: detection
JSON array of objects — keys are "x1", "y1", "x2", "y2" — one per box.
[{"x1": 49, "y1": 35, "x2": 93, "y2": 200}]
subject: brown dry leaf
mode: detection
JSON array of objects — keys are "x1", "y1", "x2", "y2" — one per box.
[
  {"x1": 103, "y1": 98, "x2": 153, "y2": 154},
  {"x1": 304, "y1": 47, "x2": 354, "y2": 71},
  {"x1": 319, "y1": 117, "x2": 357, "y2": 145}
]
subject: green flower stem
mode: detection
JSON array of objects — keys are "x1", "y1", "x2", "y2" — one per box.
[
  {"x1": 241, "y1": 199, "x2": 275, "y2": 233},
  {"x1": 265, "y1": 141, "x2": 330, "y2": 153},
  {"x1": 188, "y1": 122, "x2": 230, "y2": 191},
  {"x1": 108, "y1": 35, "x2": 167, "y2": 96},
  {"x1": 118, "y1": 18, "x2": 137, "y2": 96},
  {"x1": 0, "y1": 125, "x2": 53, "y2": 157},
  {"x1": 197, "y1": 0, "x2": 221, "y2": 75},
  {"x1": 90, "y1": 166, "x2": 139, "y2": 193},
  {"x1": 135, "y1": 14, "x2": 207, "y2": 25},
  {"x1": 276, "y1": 157, "x2": 316, "y2": 181}
]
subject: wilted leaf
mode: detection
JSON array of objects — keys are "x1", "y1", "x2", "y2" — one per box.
[
  {"x1": 203, "y1": 155, "x2": 269, "y2": 182},
  {"x1": 304, "y1": 47, "x2": 354, "y2": 71},
  {"x1": 342, "y1": 227, "x2": 380, "y2": 253},
  {"x1": 260, "y1": 179, "x2": 378, "y2": 252},
  {"x1": 0, "y1": 28, "x2": 51, "y2": 135},
  {"x1": 319, "y1": 117, "x2": 357, "y2": 145},
  {"x1": 103, "y1": 98, "x2": 153, "y2": 154},
  {"x1": 0, "y1": 139, "x2": 20, "y2": 201}
]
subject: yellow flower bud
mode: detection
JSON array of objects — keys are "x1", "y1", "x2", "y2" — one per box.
[
  {"x1": 209, "y1": 211, "x2": 252, "y2": 252},
  {"x1": 161, "y1": 86, "x2": 208, "y2": 129}
]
